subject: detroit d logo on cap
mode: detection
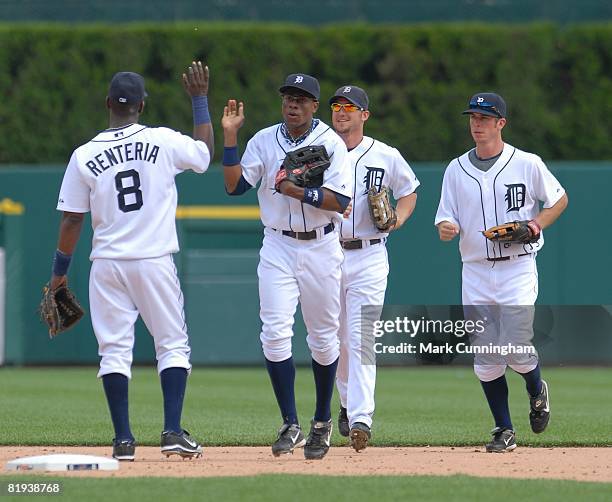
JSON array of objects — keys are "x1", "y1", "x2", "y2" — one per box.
[
  {"x1": 294, "y1": 76, "x2": 304, "y2": 83},
  {"x1": 343, "y1": 86, "x2": 352, "y2": 93}
]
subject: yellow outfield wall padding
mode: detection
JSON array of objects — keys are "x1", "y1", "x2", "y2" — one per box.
[{"x1": 176, "y1": 205, "x2": 260, "y2": 220}]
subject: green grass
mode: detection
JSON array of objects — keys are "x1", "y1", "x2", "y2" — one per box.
[
  {"x1": 0, "y1": 475, "x2": 611, "y2": 502},
  {"x1": 0, "y1": 366, "x2": 610, "y2": 447}
]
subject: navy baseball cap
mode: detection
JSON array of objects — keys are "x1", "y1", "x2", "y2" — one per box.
[
  {"x1": 329, "y1": 85, "x2": 369, "y2": 110},
  {"x1": 462, "y1": 92, "x2": 506, "y2": 118},
  {"x1": 109, "y1": 72, "x2": 148, "y2": 104},
  {"x1": 279, "y1": 73, "x2": 320, "y2": 100}
]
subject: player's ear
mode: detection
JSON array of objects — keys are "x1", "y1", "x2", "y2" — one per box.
[
  {"x1": 138, "y1": 101, "x2": 145, "y2": 114},
  {"x1": 312, "y1": 100, "x2": 319, "y2": 113},
  {"x1": 362, "y1": 110, "x2": 370, "y2": 122},
  {"x1": 497, "y1": 117, "x2": 506, "y2": 130},
  {"x1": 105, "y1": 97, "x2": 111, "y2": 110}
]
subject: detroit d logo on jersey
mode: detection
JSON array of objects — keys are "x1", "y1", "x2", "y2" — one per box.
[
  {"x1": 363, "y1": 167, "x2": 385, "y2": 195},
  {"x1": 505, "y1": 183, "x2": 526, "y2": 212}
]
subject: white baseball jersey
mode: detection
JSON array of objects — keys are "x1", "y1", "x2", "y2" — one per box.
[
  {"x1": 435, "y1": 143, "x2": 565, "y2": 263},
  {"x1": 241, "y1": 120, "x2": 351, "y2": 231},
  {"x1": 57, "y1": 123, "x2": 210, "y2": 260},
  {"x1": 340, "y1": 136, "x2": 420, "y2": 240}
]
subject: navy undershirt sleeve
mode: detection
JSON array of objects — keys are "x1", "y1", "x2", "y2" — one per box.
[
  {"x1": 333, "y1": 192, "x2": 351, "y2": 212},
  {"x1": 226, "y1": 175, "x2": 253, "y2": 196}
]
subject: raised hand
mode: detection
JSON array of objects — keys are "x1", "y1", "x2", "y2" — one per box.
[
  {"x1": 222, "y1": 99, "x2": 245, "y2": 134},
  {"x1": 182, "y1": 61, "x2": 209, "y2": 97}
]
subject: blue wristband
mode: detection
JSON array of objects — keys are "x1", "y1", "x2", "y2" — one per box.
[
  {"x1": 223, "y1": 146, "x2": 240, "y2": 166},
  {"x1": 52, "y1": 249, "x2": 72, "y2": 276},
  {"x1": 192, "y1": 96, "x2": 211, "y2": 125},
  {"x1": 303, "y1": 187, "x2": 323, "y2": 208}
]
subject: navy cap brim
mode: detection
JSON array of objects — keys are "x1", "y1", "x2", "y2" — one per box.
[
  {"x1": 462, "y1": 108, "x2": 501, "y2": 118},
  {"x1": 279, "y1": 85, "x2": 318, "y2": 99}
]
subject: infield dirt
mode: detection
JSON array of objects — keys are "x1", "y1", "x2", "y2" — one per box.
[{"x1": 2, "y1": 446, "x2": 611, "y2": 482}]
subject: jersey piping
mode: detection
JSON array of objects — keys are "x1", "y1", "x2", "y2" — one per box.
[
  {"x1": 91, "y1": 125, "x2": 148, "y2": 143},
  {"x1": 457, "y1": 157, "x2": 489, "y2": 260},
  {"x1": 352, "y1": 138, "x2": 376, "y2": 239},
  {"x1": 491, "y1": 147, "x2": 517, "y2": 260}
]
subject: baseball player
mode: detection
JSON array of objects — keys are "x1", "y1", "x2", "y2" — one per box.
[
  {"x1": 221, "y1": 73, "x2": 352, "y2": 460},
  {"x1": 435, "y1": 92, "x2": 568, "y2": 452},
  {"x1": 48, "y1": 62, "x2": 214, "y2": 461},
  {"x1": 330, "y1": 86, "x2": 419, "y2": 452}
]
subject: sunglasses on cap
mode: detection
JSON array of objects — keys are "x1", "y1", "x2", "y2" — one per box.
[
  {"x1": 468, "y1": 98, "x2": 502, "y2": 117},
  {"x1": 330, "y1": 102, "x2": 362, "y2": 113}
]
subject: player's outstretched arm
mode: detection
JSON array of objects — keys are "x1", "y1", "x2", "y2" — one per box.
[
  {"x1": 182, "y1": 61, "x2": 214, "y2": 159},
  {"x1": 437, "y1": 220, "x2": 460, "y2": 241},
  {"x1": 221, "y1": 99, "x2": 245, "y2": 193},
  {"x1": 49, "y1": 211, "x2": 85, "y2": 290}
]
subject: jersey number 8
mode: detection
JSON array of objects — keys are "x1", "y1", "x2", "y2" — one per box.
[{"x1": 115, "y1": 170, "x2": 143, "y2": 213}]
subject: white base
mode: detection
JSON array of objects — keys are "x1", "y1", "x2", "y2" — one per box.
[{"x1": 5, "y1": 454, "x2": 119, "y2": 471}]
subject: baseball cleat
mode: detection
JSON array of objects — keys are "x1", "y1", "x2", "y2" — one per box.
[
  {"x1": 161, "y1": 430, "x2": 203, "y2": 459},
  {"x1": 349, "y1": 422, "x2": 371, "y2": 452},
  {"x1": 485, "y1": 427, "x2": 517, "y2": 453},
  {"x1": 338, "y1": 406, "x2": 349, "y2": 437},
  {"x1": 271, "y1": 423, "x2": 306, "y2": 457},
  {"x1": 529, "y1": 379, "x2": 550, "y2": 434},
  {"x1": 304, "y1": 419, "x2": 333, "y2": 460},
  {"x1": 112, "y1": 438, "x2": 136, "y2": 462}
]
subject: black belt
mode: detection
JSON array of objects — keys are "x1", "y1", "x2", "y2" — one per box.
[
  {"x1": 487, "y1": 252, "x2": 531, "y2": 262},
  {"x1": 341, "y1": 239, "x2": 383, "y2": 250},
  {"x1": 276, "y1": 223, "x2": 334, "y2": 241}
]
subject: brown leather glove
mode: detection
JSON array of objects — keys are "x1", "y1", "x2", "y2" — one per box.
[
  {"x1": 367, "y1": 186, "x2": 397, "y2": 231},
  {"x1": 482, "y1": 220, "x2": 541, "y2": 243},
  {"x1": 39, "y1": 283, "x2": 85, "y2": 338}
]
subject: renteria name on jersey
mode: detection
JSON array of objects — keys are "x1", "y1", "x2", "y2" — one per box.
[{"x1": 85, "y1": 141, "x2": 160, "y2": 176}]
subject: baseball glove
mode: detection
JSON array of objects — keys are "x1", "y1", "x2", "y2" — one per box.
[
  {"x1": 367, "y1": 186, "x2": 397, "y2": 231},
  {"x1": 482, "y1": 220, "x2": 541, "y2": 243},
  {"x1": 39, "y1": 283, "x2": 85, "y2": 338},
  {"x1": 274, "y1": 145, "x2": 330, "y2": 191}
]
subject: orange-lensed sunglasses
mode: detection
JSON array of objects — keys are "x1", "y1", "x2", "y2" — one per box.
[{"x1": 330, "y1": 102, "x2": 362, "y2": 112}]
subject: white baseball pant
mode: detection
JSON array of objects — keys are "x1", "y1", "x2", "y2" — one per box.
[
  {"x1": 336, "y1": 242, "x2": 389, "y2": 428},
  {"x1": 462, "y1": 254, "x2": 539, "y2": 382},
  {"x1": 258, "y1": 227, "x2": 343, "y2": 366},
  {"x1": 90, "y1": 255, "x2": 191, "y2": 379}
]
